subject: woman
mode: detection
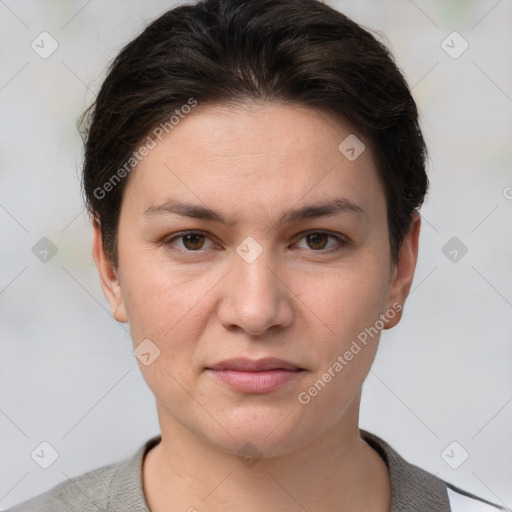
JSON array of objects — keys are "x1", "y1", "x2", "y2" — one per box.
[{"x1": 6, "y1": 0, "x2": 506, "y2": 510}]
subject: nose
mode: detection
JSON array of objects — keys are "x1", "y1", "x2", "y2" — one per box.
[{"x1": 216, "y1": 246, "x2": 295, "y2": 336}]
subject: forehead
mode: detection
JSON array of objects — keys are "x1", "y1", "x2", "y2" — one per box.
[{"x1": 122, "y1": 101, "x2": 385, "y2": 220}]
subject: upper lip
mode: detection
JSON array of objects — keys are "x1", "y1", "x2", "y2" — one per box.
[{"x1": 207, "y1": 358, "x2": 303, "y2": 372}]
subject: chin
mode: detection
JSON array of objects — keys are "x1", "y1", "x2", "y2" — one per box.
[{"x1": 198, "y1": 406, "x2": 320, "y2": 459}]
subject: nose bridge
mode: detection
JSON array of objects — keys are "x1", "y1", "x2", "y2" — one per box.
[
  {"x1": 233, "y1": 235, "x2": 280, "y2": 303},
  {"x1": 218, "y1": 235, "x2": 293, "y2": 334}
]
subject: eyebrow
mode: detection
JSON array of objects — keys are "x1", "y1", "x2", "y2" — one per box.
[{"x1": 143, "y1": 197, "x2": 366, "y2": 228}]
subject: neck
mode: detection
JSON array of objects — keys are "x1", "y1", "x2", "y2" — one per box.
[{"x1": 143, "y1": 397, "x2": 391, "y2": 512}]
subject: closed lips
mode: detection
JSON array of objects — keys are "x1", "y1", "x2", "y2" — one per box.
[{"x1": 207, "y1": 358, "x2": 304, "y2": 372}]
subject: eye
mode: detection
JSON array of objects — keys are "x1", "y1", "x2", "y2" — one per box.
[
  {"x1": 161, "y1": 230, "x2": 347, "y2": 254},
  {"x1": 294, "y1": 231, "x2": 346, "y2": 252},
  {"x1": 162, "y1": 231, "x2": 215, "y2": 252}
]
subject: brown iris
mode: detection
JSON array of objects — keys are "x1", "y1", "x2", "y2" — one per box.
[
  {"x1": 182, "y1": 233, "x2": 206, "y2": 250},
  {"x1": 305, "y1": 233, "x2": 329, "y2": 250}
]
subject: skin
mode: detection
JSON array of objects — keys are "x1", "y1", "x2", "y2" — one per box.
[{"x1": 92, "y1": 101, "x2": 420, "y2": 512}]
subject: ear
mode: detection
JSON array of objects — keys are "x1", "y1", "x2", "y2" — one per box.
[
  {"x1": 91, "y1": 221, "x2": 128, "y2": 323},
  {"x1": 383, "y1": 212, "x2": 421, "y2": 329}
]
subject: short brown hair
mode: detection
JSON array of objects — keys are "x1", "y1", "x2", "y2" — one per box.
[{"x1": 79, "y1": 0, "x2": 428, "y2": 268}]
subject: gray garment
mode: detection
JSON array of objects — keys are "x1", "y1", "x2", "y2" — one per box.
[{"x1": 3, "y1": 430, "x2": 457, "y2": 511}]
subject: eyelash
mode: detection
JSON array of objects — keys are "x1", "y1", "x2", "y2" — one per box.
[{"x1": 161, "y1": 230, "x2": 348, "y2": 254}]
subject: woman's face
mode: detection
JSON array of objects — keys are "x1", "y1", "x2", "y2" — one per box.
[{"x1": 94, "y1": 101, "x2": 419, "y2": 457}]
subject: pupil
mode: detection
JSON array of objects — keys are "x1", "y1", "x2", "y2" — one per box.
[
  {"x1": 181, "y1": 233, "x2": 328, "y2": 251},
  {"x1": 308, "y1": 233, "x2": 327, "y2": 250},
  {"x1": 184, "y1": 234, "x2": 204, "y2": 250}
]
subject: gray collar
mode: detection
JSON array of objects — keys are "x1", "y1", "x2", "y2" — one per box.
[
  {"x1": 108, "y1": 431, "x2": 450, "y2": 512},
  {"x1": 108, "y1": 435, "x2": 159, "y2": 511},
  {"x1": 361, "y1": 429, "x2": 451, "y2": 511}
]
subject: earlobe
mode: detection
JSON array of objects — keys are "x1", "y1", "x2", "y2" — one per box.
[
  {"x1": 91, "y1": 222, "x2": 129, "y2": 323},
  {"x1": 383, "y1": 212, "x2": 421, "y2": 330}
]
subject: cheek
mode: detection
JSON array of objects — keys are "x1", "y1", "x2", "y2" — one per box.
[
  {"x1": 295, "y1": 269, "x2": 388, "y2": 423},
  {"x1": 305, "y1": 261, "x2": 390, "y2": 344},
  {"x1": 122, "y1": 265, "x2": 210, "y2": 403},
  {"x1": 120, "y1": 257, "x2": 200, "y2": 349}
]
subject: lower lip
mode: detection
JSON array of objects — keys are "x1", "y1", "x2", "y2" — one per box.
[{"x1": 207, "y1": 369, "x2": 303, "y2": 393}]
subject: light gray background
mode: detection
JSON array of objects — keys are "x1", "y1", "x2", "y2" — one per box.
[{"x1": 1, "y1": 0, "x2": 511, "y2": 509}]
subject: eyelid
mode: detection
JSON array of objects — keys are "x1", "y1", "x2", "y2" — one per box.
[
  {"x1": 162, "y1": 230, "x2": 218, "y2": 251},
  {"x1": 162, "y1": 230, "x2": 348, "y2": 253},
  {"x1": 292, "y1": 230, "x2": 348, "y2": 252}
]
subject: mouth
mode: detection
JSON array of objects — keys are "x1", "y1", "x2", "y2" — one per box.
[{"x1": 205, "y1": 358, "x2": 306, "y2": 394}]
